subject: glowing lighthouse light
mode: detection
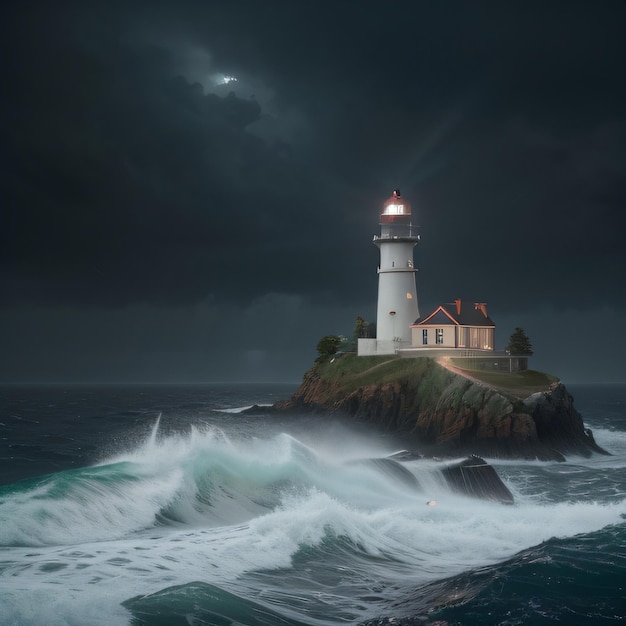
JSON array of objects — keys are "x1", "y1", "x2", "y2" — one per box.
[
  {"x1": 383, "y1": 203, "x2": 405, "y2": 214},
  {"x1": 383, "y1": 189, "x2": 409, "y2": 215},
  {"x1": 383, "y1": 197, "x2": 411, "y2": 215}
]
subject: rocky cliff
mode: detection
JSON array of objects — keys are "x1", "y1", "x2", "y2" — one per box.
[{"x1": 274, "y1": 355, "x2": 607, "y2": 461}]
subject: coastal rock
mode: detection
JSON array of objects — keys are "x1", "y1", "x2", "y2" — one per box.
[
  {"x1": 275, "y1": 356, "x2": 607, "y2": 461},
  {"x1": 523, "y1": 382, "x2": 607, "y2": 458}
]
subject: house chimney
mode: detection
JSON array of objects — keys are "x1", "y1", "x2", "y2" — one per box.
[
  {"x1": 455, "y1": 299, "x2": 462, "y2": 315},
  {"x1": 474, "y1": 302, "x2": 488, "y2": 318}
]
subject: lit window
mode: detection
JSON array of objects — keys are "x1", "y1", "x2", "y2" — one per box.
[
  {"x1": 422, "y1": 329, "x2": 428, "y2": 345},
  {"x1": 457, "y1": 327, "x2": 468, "y2": 347},
  {"x1": 436, "y1": 328, "x2": 444, "y2": 344},
  {"x1": 383, "y1": 203, "x2": 405, "y2": 215},
  {"x1": 470, "y1": 327, "x2": 479, "y2": 348},
  {"x1": 406, "y1": 292, "x2": 413, "y2": 299}
]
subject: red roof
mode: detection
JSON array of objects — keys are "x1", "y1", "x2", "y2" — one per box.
[{"x1": 413, "y1": 300, "x2": 495, "y2": 327}]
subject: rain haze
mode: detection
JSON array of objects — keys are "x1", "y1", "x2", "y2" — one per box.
[{"x1": 2, "y1": 1, "x2": 625, "y2": 383}]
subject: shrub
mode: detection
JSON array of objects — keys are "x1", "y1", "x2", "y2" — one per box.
[{"x1": 316, "y1": 335, "x2": 342, "y2": 362}]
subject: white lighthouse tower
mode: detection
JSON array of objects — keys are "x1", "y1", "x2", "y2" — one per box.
[{"x1": 374, "y1": 190, "x2": 420, "y2": 354}]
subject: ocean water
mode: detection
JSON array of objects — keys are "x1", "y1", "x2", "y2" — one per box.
[{"x1": 1, "y1": 382, "x2": 625, "y2": 626}]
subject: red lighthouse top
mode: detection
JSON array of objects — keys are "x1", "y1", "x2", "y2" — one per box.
[{"x1": 381, "y1": 189, "x2": 411, "y2": 222}]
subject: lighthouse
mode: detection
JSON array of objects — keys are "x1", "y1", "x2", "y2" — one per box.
[{"x1": 373, "y1": 190, "x2": 420, "y2": 354}]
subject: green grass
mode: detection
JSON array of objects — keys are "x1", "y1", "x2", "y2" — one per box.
[
  {"x1": 316, "y1": 354, "x2": 558, "y2": 399},
  {"x1": 316, "y1": 354, "x2": 432, "y2": 390},
  {"x1": 452, "y1": 367, "x2": 559, "y2": 397}
]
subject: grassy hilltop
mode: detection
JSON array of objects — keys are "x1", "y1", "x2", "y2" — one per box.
[
  {"x1": 276, "y1": 353, "x2": 603, "y2": 460},
  {"x1": 316, "y1": 354, "x2": 559, "y2": 400}
]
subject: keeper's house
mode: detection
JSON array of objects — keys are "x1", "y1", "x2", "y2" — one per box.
[
  {"x1": 411, "y1": 299, "x2": 494, "y2": 350},
  {"x1": 398, "y1": 299, "x2": 527, "y2": 372}
]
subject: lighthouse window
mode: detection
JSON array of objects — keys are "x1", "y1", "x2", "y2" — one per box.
[
  {"x1": 436, "y1": 328, "x2": 444, "y2": 344},
  {"x1": 422, "y1": 329, "x2": 428, "y2": 345},
  {"x1": 384, "y1": 203, "x2": 405, "y2": 215}
]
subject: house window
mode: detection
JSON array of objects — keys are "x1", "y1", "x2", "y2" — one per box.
[
  {"x1": 470, "y1": 327, "x2": 479, "y2": 348},
  {"x1": 436, "y1": 328, "x2": 444, "y2": 344},
  {"x1": 422, "y1": 329, "x2": 428, "y2": 345},
  {"x1": 479, "y1": 328, "x2": 493, "y2": 350},
  {"x1": 458, "y1": 327, "x2": 469, "y2": 347}
]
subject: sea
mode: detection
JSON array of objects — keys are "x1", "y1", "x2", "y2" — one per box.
[{"x1": 1, "y1": 382, "x2": 625, "y2": 626}]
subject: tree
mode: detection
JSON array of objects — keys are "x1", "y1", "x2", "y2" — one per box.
[
  {"x1": 506, "y1": 327, "x2": 534, "y2": 355},
  {"x1": 316, "y1": 335, "x2": 342, "y2": 362},
  {"x1": 354, "y1": 316, "x2": 364, "y2": 340},
  {"x1": 353, "y1": 315, "x2": 375, "y2": 339}
]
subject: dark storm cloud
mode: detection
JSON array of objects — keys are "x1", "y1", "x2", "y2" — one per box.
[
  {"x1": 2, "y1": 0, "x2": 626, "y2": 381},
  {"x1": 2, "y1": 2, "x2": 373, "y2": 308}
]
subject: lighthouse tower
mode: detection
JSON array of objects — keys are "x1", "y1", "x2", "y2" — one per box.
[{"x1": 374, "y1": 190, "x2": 420, "y2": 354}]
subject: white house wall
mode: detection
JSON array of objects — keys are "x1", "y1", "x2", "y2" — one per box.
[
  {"x1": 413, "y1": 325, "x2": 456, "y2": 348},
  {"x1": 411, "y1": 325, "x2": 495, "y2": 350}
]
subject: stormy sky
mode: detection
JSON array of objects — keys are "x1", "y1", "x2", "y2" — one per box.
[{"x1": 2, "y1": 1, "x2": 625, "y2": 383}]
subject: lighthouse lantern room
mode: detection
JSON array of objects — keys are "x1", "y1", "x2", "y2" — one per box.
[{"x1": 372, "y1": 190, "x2": 420, "y2": 354}]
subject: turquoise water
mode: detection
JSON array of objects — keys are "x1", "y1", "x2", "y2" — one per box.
[{"x1": 1, "y1": 383, "x2": 625, "y2": 625}]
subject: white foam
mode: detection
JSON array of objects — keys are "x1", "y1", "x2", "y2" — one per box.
[
  {"x1": 3, "y1": 424, "x2": 625, "y2": 625},
  {"x1": 217, "y1": 404, "x2": 272, "y2": 414},
  {"x1": 0, "y1": 465, "x2": 185, "y2": 545},
  {"x1": 2, "y1": 485, "x2": 624, "y2": 626},
  {"x1": 587, "y1": 426, "x2": 626, "y2": 461}
]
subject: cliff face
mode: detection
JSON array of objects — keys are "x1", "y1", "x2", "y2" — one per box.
[{"x1": 275, "y1": 357, "x2": 606, "y2": 461}]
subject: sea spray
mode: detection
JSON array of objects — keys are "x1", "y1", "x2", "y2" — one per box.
[
  {"x1": 0, "y1": 462, "x2": 184, "y2": 545},
  {"x1": 1, "y1": 383, "x2": 625, "y2": 626},
  {"x1": 146, "y1": 412, "x2": 161, "y2": 448}
]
